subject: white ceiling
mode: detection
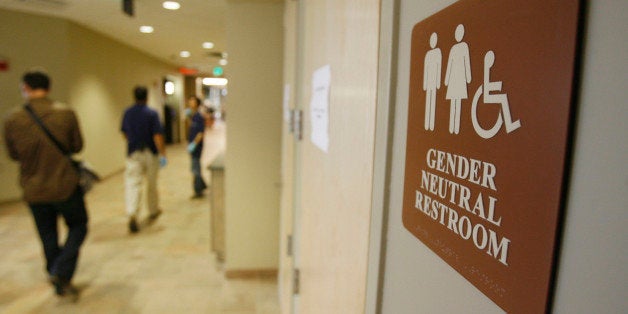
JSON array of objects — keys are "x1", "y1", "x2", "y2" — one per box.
[{"x1": 0, "y1": 0, "x2": 228, "y2": 74}]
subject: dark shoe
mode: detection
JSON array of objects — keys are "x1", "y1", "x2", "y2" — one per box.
[
  {"x1": 61, "y1": 283, "x2": 80, "y2": 302},
  {"x1": 190, "y1": 193, "x2": 205, "y2": 199},
  {"x1": 49, "y1": 275, "x2": 64, "y2": 295},
  {"x1": 49, "y1": 275, "x2": 80, "y2": 302},
  {"x1": 148, "y1": 209, "x2": 162, "y2": 222},
  {"x1": 129, "y1": 217, "x2": 139, "y2": 234}
]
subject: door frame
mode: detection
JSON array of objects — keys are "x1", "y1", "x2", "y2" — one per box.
[
  {"x1": 365, "y1": 0, "x2": 399, "y2": 313},
  {"x1": 289, "y1": 0, "x2": 307, "y2": 313}
]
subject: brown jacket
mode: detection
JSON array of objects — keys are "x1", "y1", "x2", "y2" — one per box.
[{"x1": 4, "y1": 97, "x2": 83, "y2": 203}]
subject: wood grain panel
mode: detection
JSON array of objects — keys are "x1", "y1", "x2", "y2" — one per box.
[{"x1": 296, "y1": 1, "x2": 381, "y2": 313}]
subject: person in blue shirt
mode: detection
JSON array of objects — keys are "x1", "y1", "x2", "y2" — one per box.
[
  {"x1": 186, "y1": 96, "x2": 208, "y2": 198},
  {"x1": 121, "y1": 86, "x2": 166, "y2": 233}
]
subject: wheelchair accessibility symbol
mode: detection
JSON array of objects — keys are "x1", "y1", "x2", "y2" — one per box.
[
  {"x1": 422, "y1": 24, "x2": 521, "y2": 139},
  {"x1": 471, "y1": 51, "x2": 521, "y2": 139}
]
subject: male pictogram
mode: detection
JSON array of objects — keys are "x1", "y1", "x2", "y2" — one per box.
[{"x1": 423, "y1": 32, "x2": 442, "y2": 131}]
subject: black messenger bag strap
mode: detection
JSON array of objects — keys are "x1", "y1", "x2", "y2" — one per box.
[{"x1": 24, "y1": 104, "x2": 72, "y2": 157}]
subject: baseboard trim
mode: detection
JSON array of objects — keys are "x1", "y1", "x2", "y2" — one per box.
[
  {"x1": 0, "y1": 199, "x2": 22, "y2": 207},
  {"x1": 225, "y1": 268, "x2": 278, "y2": 279}
]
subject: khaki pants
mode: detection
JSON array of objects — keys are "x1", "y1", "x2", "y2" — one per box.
[{"x1": 125, "y1": 150, "x2": 160, "y2": 218}]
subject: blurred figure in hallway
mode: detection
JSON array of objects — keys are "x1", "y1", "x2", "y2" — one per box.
[
  {"x1": 3, "y1": 70, "x2": 88, "y2": 300},
  {"x1": 186, "y1": 96, "x2": 210, "y2": 199},
  {"x1": 121, "y1": 86, "x2": 167, "y2": 233},
  {"x1": 204, "y1": 102, "x2": 217, "y2": 129}
]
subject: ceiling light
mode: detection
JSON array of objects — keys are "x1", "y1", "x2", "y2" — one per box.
[
  {"x1": 219, "y1": 59, "x2": 228, "y2": 66},
  {"x1": 162, "y1": 1, "x2": 181, "y2": 10},
  {"x1": 179, "y1": 51, "x2": 191, "y2": 58},
  {"x1": 202, "y1": 42, "x2": 215, "y2": 49},
  {"x1": 140, "y1": 26, "x2": 154, "y2": 33},
  {"x1": 202, "y1": 78, "x2": 228, "y2": 86}
]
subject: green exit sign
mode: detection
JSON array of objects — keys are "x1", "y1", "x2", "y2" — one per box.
[{"x1": 213, "y1": 66, "x2": 224, "y2": 76}]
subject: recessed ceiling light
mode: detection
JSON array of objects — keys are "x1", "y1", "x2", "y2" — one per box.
[
  {"x1": 140, "y1": 26, "x2": 154, "y2": 33},
  {"x1": 163, "y1": 1, "x2": 181, "y2": 10},
  {"x1": 202, "y1": 42, "x2": 215, "y2": 49},
  {"x1": 219, "y1": 59, "x2": 228, "y2": 66},
  {"x1": 180, "y1": 51, "x2": 191, "y2": 58},
  {"x1": 202, "y1": 77, "x2": 228, "y2": 86}
]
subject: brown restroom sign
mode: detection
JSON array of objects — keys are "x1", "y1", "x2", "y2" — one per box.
[{"x1": 401, "y1": 0, "x2": 582, "y2": 312}]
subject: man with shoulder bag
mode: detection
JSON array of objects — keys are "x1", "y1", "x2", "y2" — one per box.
[{"x1": 3, "y1": 70, "x2": 88, "y2": 301}]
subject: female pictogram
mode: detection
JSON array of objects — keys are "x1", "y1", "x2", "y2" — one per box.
[
  {"x1": 423, "y1": 32, "x2": 442, "y2": 131},
  {"x1": 444, "y1": 24, "x2": 472, "y2": 134}
]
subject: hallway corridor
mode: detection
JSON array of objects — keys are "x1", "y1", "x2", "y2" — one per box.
[{"x1": 0, "y1": 123, "x2": 279, "y2": 313}]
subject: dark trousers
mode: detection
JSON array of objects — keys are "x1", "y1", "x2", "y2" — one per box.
[
  {"x1": 29, "y1": 188, "x2": 88, "y2": 282},
  {"x1": 191, "y1": 156, "x2": 207, "y2": 195}
]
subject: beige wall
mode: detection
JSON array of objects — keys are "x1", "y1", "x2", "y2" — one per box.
[
  {"x1": 552, "y1": 2, "x2": 627, "y2": 312},
  {"x1": 0, "y1": 9, "x2": 71, "y2": 201},
  {"x1": 0, "y1": 8, "x2": 180, "y2": 202},
  {"x1": 66, "y1": 23, "x2": 183, "y2": 176},
  {"x1": 224, "y1": 1, "x2": 283, "y2": 272}
]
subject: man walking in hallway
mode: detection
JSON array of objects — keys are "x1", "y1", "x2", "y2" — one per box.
[
  {"x1": 186, "y1": 96, "x2": 208, "y2": 199},
  {"x1": 121, "y1": 86, "x2": 167, "y2": 233},
  {"x1": 3, "y1": 70, "x2": 88, "y2": 299}
]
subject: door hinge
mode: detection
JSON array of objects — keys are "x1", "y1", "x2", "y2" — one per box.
[
  {"x1": 293, "y1": 268, "x2": 300, "y2": 295},
  {"x1": 287, "y1": 234, "x2": 293, "y2": 256},
  {"x1": 292, "y1": 109, "x2": 303, "y2": 141},
  {"x1": 289, "y1": 109, "x2": 296, "y2": 134}
]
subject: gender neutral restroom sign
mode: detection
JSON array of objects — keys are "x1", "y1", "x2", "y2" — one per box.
[{"x1": 402, "y1": 0, "x2": 581, "y2": 312}]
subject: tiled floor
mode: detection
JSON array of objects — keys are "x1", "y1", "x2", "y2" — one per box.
[{"x1": 0, "y1": 122, "x2": 279, "y2": 313}]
